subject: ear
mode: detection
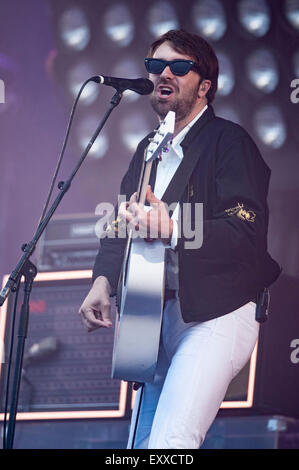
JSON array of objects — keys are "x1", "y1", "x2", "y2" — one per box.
[{"x1": 198, "y1": 79, "x2": 212, "y2": 99}]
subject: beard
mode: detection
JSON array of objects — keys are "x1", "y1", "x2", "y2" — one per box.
[{"x1": 149, "y1": 81, "x2": 200, "y2": 123}]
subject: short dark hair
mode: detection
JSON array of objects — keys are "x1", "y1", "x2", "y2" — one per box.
[{"x1": 148, "y1": 29, "x2": 219, "y2": 103}]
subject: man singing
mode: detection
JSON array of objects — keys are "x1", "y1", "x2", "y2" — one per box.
[{"x1": 79, "y1": 30, "x2": 280, "y2": 449}]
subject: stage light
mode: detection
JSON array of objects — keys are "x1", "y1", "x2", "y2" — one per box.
[
  {"x1": 246, "y1": 49, "x2": 279, "y2": 93},
  {"x1": 103, "y1": 3, "x2": 134, "y2": 47},
  {"x1": 77, "y1": 115, "x2": 109, "y2": 159},
  {"x1": 67, "y1": 62, "x2": 99, "y2": 105},
  {"x1": 192, "y1": 0, "x2": 227, "y2": 40},
  {"x1": 238, "y1": 0, "x2": 270, "y2": 37},
  {"x1": 120, "y1": 112, "x2": 152, "y2": 153},
  {"x1": 148, "y1": 1, "x2": 179, "y2": 38},
  {"x1": 293, "y1": 50, "x2": 299, "y2": 76},
  {"x1": 0, "y1": 53, "x2": 19, "y2": 115},
  {"x1": 254, "y1": 105, "x2": 287, "y2": 149},
  {"x1": 59, "y1": 7, "x2": 90, "y2": 51},
  {"x1": 284, "y1": 0, "x2": 299, "y2": 30},
  {"x1": 214, "y1": 105, "x2": 242, "y2": 125},
  {"x1": 216, "y1": 52, "x2": 235, "y2": 96},
  {"x1": 110, "y1": 56, "x2": 143, "y2": 101}
]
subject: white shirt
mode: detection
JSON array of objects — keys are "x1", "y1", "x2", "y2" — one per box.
[{"x1": 154, "y1": 105, "x2": 208, "y2": 249}]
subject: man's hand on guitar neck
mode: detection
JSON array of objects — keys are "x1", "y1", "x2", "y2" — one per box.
[
  {"x1": 118, "y1": 185, "x2": 173, "y2": 242},
  {"x1": 78, "y1": 276, "x2": 112, "y2": 332}
]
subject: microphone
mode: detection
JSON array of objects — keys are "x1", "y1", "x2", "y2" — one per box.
[
  {"x1": 23, "y1": 336, "x2": 59, "y2": 366},
  {"x1": 91, "y1": 75, "x2": 154, "y2": 95}
]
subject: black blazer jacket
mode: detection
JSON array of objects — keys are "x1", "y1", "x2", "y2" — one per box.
[{"x1": 92, "y1": 106, "x2": 281, "y2": 322}]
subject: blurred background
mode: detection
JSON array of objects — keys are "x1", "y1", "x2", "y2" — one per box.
[{"x1": 0, "y1": 0, "x2": 298, "y2": 449}]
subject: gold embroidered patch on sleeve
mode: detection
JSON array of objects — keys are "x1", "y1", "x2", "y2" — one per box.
[
  {"x1": 225, "y1": 203, "x2": 256, "y2": 223},
  {"x1": 188, "y1": 184, "x2": 194, "y2": 198}
]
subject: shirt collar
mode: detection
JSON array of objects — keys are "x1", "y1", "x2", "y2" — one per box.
[{"x1": 171, "y1": 105, "x2": 208, "y2": 157}]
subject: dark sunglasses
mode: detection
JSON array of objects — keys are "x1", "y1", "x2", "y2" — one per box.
[{"x1": 144, "y1": 58, "x2": 201, "y2": 76}]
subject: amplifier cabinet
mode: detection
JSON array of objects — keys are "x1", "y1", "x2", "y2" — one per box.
[
  {"x1": 36, "y1": 214, "x2": 101, "y2": 271},
  {"x1": 0, "y1": 271, "x2": 127, "y2": 420}
]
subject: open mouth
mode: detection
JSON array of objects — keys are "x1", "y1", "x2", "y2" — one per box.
[{"x1": 157, "y1": 85, "x2": 174, "y2": 98}]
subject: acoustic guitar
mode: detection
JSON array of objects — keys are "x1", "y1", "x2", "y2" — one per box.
[{"x1": 111, "y1": 111, "x2": 175, "y2": 383}]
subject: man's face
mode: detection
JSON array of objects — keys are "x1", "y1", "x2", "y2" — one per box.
[{"x1": 148, "y1": 41, "x2": 203, "y2": 123}]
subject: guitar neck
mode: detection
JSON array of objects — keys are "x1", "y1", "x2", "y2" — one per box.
[
  {"x1": 136, "y1": 142, "x2": 154, "y2": 207},
  {"x1": 137, "y1": 159, "x2": 153, "y2": 207},
  {"x1": 136, "y1": 111, "x2": 175, "y2": 207}
]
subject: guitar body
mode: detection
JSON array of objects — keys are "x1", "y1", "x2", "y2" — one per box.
[
  {"x1": 112, "y1": 237, "x2": 165, "y2": 383},
  {"x1": 110, "y1": 110, "x2": 175, "y2": 384}
]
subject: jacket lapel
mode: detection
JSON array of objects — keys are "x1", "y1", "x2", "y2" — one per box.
[{"x1": 161, "y1": 105, "x2": 215, "y2": 207}]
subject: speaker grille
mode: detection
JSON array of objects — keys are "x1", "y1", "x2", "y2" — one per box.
[{"x1": 0, "y1": 271, "x2": 127, "y2": 420}]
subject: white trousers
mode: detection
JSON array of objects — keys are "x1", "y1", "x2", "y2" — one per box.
[{"x1": 127, "y1": 298, "x2": 259, "y2": 449}]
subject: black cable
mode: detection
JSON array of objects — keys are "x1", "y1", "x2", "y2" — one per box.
[
  {"x1": 36, "y1": 77, "x2": 96, "y2": 229},
  {"x1": 2, "y1": 277, "x2": 21, "y2": 450}
]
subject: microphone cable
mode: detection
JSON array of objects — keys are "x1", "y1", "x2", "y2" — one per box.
[{"x1": 36, "y1": 77, "x2": 97, "y2": 229}]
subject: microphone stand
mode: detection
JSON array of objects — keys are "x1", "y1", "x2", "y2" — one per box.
[
  {"x1": 1, "y1": 89, "x2": 123, "y2": 449},
  {"x1": 5, "y1": 259, "x2": 37, "y2": 449}
]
